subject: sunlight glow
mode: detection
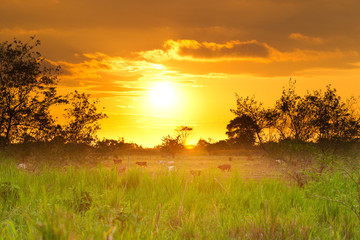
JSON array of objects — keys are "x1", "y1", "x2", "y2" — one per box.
[{"x1": 150, "y1": 82, "x2": 176, "y2": 108}]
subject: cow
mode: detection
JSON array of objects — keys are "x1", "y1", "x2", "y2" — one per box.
[
  {"x1": 117, "y1": 166, "x2": 126, "y2": 174},
  {"x1": 168, "y1": 166, "x2": 176, "y2": 173},
  {"x1": 166, "y1": 161, "x2": 175, "y2": 166},
  {"x1": 218, "y1": 164, "x2": 231, "y2": 171},
  {"x1": 158, "y1": 160, "x2": 175, "y2": 166},
  {"x1": 113, "y1": 158, "x2": 122, "y2": 165},
  {"x1": 190, "y1": 170, "x2": 201, "y2": 176},
  {"x1": 136, "y1": 161, "x2": 147, "y2": 167},
  {"x1": 17, "y1": 162, "x2": 36, "y2": 172}
]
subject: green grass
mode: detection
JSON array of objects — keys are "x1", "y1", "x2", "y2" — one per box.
[{"x1": 0, "y1": 159, "x2": 359, "y2": 239}]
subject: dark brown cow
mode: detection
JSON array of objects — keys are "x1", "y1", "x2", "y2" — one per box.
[
  {"x1": 218, "y1": 164, "x2": 231, "y2": 171},
  {"x1": 113, "y1": 158, "x2": 122, "y2": 164},
  {"x1": 136, "y1": 161, "x2": 147, "y2": 167},
  {"x1": 118, "y1": 166, "x2": 126, "y2": 174},
  {"x1": 190, "y1": 170, "x2": 201, "y2": 176}
]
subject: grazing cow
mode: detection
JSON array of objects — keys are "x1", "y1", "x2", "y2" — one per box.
[
  {"x1": 168, "y1": 166, "x2": 176, "y2": 173},
  {"x1": 190, "y1": 170, "x2": 201, "y2": 176},
  {"x1": 158, "y1": 160, "x2": 175, "y2": 166},
  {"x1": 136, "y1": 161, "x2": 147, "y2": 167},
  {"x1": 118, "y1": 166, "x2": 126, "y2": 174},
  {"x1": 166, "y1": 161, "x2": 175, "y2": 166},
  {"x1": 218, "y1": 164, "x2": 231, "y2": 171},
  {"x1": 17, "y1": 163, "x2": 27, "y2": 170},
  {"x1": 113, "y1": 158, "x2": 122, "y2": 165},
  {"x1": 158, "y1": 160, "x2": 166, "y2": 166},
  {"x1": 17, "y1": 162, "x2": 35, "y2": 171}
]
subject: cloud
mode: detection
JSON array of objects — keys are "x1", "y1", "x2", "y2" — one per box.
[
  {"x1": 176, "y1": 40, "x2": 270, "y2": 59},
  {"x1": 140, "y1": 39, "x2": 358, "y2": 63},
  {"x1": 288, "y1": 33, "x2": 323, "y2": 44},
  {"x1": 51, "y1": 53, "x2": 151, "y2": 96},
  {"x1": 51, "y1": 51, "x2": 204, "y2": 101},
  {"x1": 0, "y1": 27, "x2": 42, "y2": 35},
  {"x1": 271, "y1": 48, "x2": 358, "y2": 62},
  {"x1": 140, "y1": 40, "x2": 272, "y2": 62}
]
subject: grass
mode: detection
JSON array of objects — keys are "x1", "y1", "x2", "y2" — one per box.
[{"x1": 0, "y1": 158, "x2": 359, "y2": 239}]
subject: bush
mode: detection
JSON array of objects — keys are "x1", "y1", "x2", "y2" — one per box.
[{"x1": 0, "y1": 182, "x2": 20, "y2": 205}]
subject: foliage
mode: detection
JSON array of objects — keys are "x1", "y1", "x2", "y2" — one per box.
[
  {"x1": 228, "y1": 79, "x2": 360, "y2": 151},
  {"x1": 0, "y1": 182, "x2": 19, "y2": 205},
  {"x1": 229, "y1": 95, "x2": 276, "y2": 146},
  {"x1": 274, "y1": 79, "x2": 315, "y2": 141},
  {"x1": 1, "y1": 161, "x2": 360, "y2": 239},
  {"x1": 305, "y1": 85, "x2": 360, "y2": 141},
  {"x1": 0, "y1": 37, "x2": 107, "y2": 147},
  {"x1": 226, "y1": 115, "x2": 258, "y2": 146},
  {"x1": 62, "y1": 91, "x2": 107, "y2": 144},
  {"x1": 306, "y1": 164, "x2": 360, "y2": 223},
  {"x1": 159, "y1": 134, "x2": 184, "y2": 157},
  {"x1": 0, "y1": 37, "x2": 66, "y2": 146},
  {"x1": 175, "y1": 126, "x2": 193, "y2": 146},
  {"x1": 159, "y1": 126, "x2": 193, "y2": 157}
]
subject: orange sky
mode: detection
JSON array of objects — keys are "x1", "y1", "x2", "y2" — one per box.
[{"x1": 1, "y1": 0, "x2": 360, "y2": 146}]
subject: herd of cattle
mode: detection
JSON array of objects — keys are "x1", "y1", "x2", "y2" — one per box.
[
  {"x1": 16, "y1": 157, "x2": 232, "y2": 175},
  {"x1": 111, "y1": 157, "x2": 232, "y2": 176}
]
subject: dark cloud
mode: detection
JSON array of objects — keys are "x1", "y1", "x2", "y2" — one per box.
[
  {"x1": 1, "y1": 0, "x2": 360, "y2": 77},
  {"x1": 178, "y1": 40, "x2": 270, "y2": 59},
  {"x1": 1, "y1": 0, "x2": 360, "y2": 48}
]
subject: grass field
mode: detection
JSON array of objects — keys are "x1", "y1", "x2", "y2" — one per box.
[{"x1": 0, "y1": 155, "x2": 359, "y2": 239}]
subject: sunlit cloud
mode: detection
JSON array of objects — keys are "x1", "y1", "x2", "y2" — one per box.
[
  {"x1": 271, "y1": 48, "x2": 358, "y2": 62},
  {"x1": 288, "y1": 33, "x2": 324, "y2": 44},
  {"x1": 140, "y1": 39, "x2": 358, "y2": 63},
  {"x1": 0, "y1": 27, "x2": 56, "y2": 35},
  {"x1": 140, "y1": 39, "x2": 272, "y2": 62},
  {"x1": 51, "y1": 51, "x2": 208, "y2": 102}
]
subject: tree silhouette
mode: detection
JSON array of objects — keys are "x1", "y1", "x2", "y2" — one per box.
[
  {"x1": 0, "y1": 37, "x2": 66, "y2": 146},
  {"x1": 305, "y1": 85, "x2": 359, "y2": 141},
  {"x1": 62, "y1": 91, "x2": 107, "y2": 144},
  {"x1": 228, "y1": 79, "x2": 360, "y2": 149},
  {"x1": 0, "y1": 37, "x2": 107, "y2": 147},
  {"x1": 226, "y1": 115, "x2": 258, "y2": 146},
  {"x1": 175, "y1": 126, "x2": 193, "y2": 146},
  {"x1": 274, "y1": 79, "x2": 315, "y2": 141},
  {"x1": 159, "y1": 126, "x2": 193, "y2": 157},
  {"x1": 229, "y1": 94, "x2": 275, "y2": 146}
]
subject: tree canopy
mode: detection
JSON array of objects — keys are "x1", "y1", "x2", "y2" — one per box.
[
  {"x1": 0, "y1": 37, "x2": 107, "y2": 147},
  {"x1": 227, "y1": 79, "x2": 360, "y2": 147}
]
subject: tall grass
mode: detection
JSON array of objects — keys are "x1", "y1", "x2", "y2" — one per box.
[{"x1": 0, "y1": 158, "x2": 359, "y2": 239}]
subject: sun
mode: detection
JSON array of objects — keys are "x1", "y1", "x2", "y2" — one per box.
[{"x1": 150, "y1": 82, "x2": 176, "y2": 108}]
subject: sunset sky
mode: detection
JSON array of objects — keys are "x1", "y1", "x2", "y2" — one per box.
[{"x1": 1, "y1": 0, "x2": 360, "y2": 146}]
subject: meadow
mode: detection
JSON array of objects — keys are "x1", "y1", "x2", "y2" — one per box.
[{"x1": 1, "y1": 153, "x2": 359, "y2": 240}]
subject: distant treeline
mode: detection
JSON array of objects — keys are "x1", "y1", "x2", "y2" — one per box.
[
  {"x1": 1, "y1": 38, "x2": 359, "y2": 162},
  {"x1": 226, "y1": 79, "x2": 360, "y2": 146}
]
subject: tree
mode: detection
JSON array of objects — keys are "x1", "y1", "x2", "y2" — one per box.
[
  {"x1": 305, "y1": 85, "x2": 360, "y2": 141},
  {"x1": 229, "y1": 94, "x2": 275, "y2": 146},
  {"x1": 228, "y1": 79, "x2": 360, "y2": 149},
  {"x1": 62, "y1": 91, "x2": 107, "y2": 144},
  {"x1": 0, "y1": 37, "x2": 66, "y2": 146},
  {"x1": 175, "y1": 126, "x2": 193, "y2": 146},
  {"x1": 274, "y1": 79, "x2": 315, "y2": 141},
  {"x1": 0, "y1": 37, "x2": 108, "y2": 147},
  {"x1": 226, "y1": 115, "x2": 258, "y2": 146},
  {"x1": 159, "y1": 126, "x2": 193, "y2": 157},
  {"x1": 159, "y1": 135, "x2": 183, "y2": 158}
]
